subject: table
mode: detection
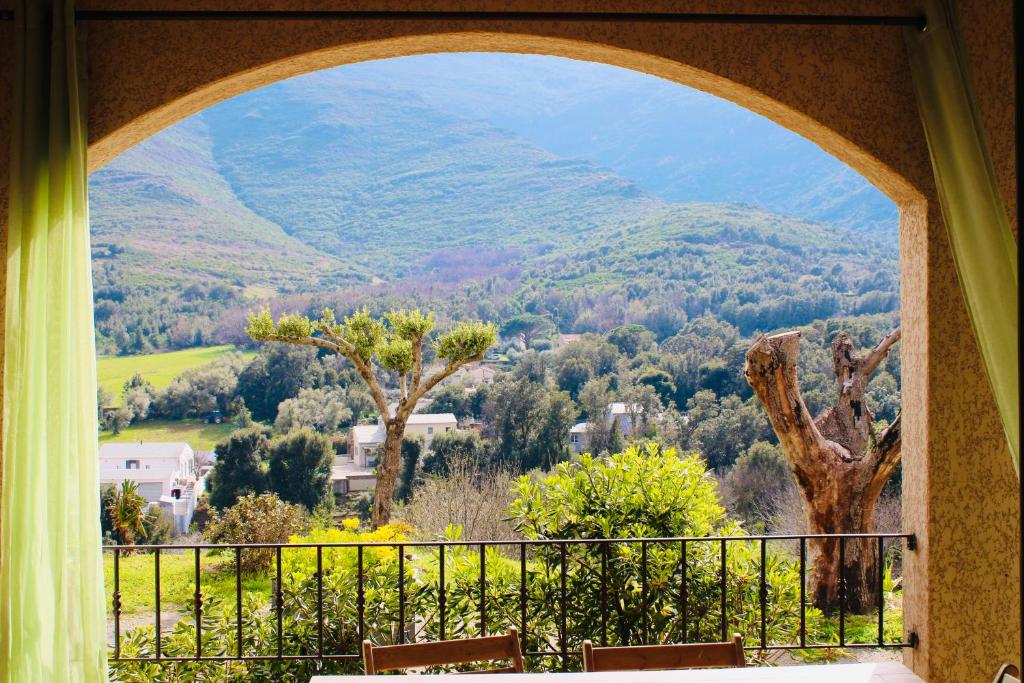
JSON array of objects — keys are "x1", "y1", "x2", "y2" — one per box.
[{"x1": 311, "y1": 663, "x2": 924, "y2": 682}]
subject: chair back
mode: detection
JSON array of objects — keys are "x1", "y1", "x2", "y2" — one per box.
[
  {"x1": 993, "y1": 664, "x2": 1021, "y2": 683},
  {"x1": 362, "y1": 628, "x2": 524, "y2": 674},
  {"x1": 582, "y1": 635, "x2": 746, "y2": 672}
]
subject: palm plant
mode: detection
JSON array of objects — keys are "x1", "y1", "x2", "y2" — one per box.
[{"x1": 107, "y1": 480, "x2": 148, "y2": 548}]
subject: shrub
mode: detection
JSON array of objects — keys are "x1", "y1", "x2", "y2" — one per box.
[
  {"x1": 205, "y1": 493, "x2": 308, "y2": 573},
  {"x1": 267, "y1": 429, "x2": 335, "y2": 511},
  {"x1": 507, "y1": 444, "x2": 820, "y2": 653},
  {"x1": 207, "y1": 427, "x2": 270, "y2": 510}
]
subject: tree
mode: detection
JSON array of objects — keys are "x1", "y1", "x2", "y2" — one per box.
[
  {"x1": 508, "y1": 444, "x2": 810, "y2": 647},
  {"x1": 248, "y1": 307, "x2": 496, "y2": 526},
  {"x1": 274, "y1": 386, "x2": 353, "y2": 434},
  {"x1": 499, "y1": 313, "x2": 554, "y2": 347},
  {"x1": 682, "y1": 391, "x2": 772, "y2": 471},
  {"x1": 236, "y1": 344, "x2": 320, "y2": 422},
  {"x1": 207, "y1": 427, "x2": 270, "y2": 510},
  {"x1": 424, "y1": 383, "x2": 473, "y2": 419},
  {"x1": 394, "y1": 436, "x2": 423, "y2": 503},
  {"x1": 205, "y1": 493, "x2": 308, "y2": 573},
  {"x1": 422, "y1": 429, "x2": 490, "y2": 476},
  {"x1": 268, "y1": 428, "x2": 335, "y2": 511},
  {"x1": 105, "y1": 481, "x2": 148, "y2": 547},
  {"x1": 579, "y1": 377, "x2": 613, "y2": 454},
  {"x1": 745, "y1": 328, "x2": 901, "y2": 612},
  {"x1": 109, "y1": 406, "x2": 133, "y2": 435},
  {"x1": 617, "y1": 381, "x2": 662, "y2": 439},
  {"x1": 720, "y1": 441, "x2": 796, "y2": 530},
  {"x1": 606, "y1": 323, "x2": 656, "y2": 357},
  {"x1": 486, "y1": 376, "x2": 574, "y2": 471}
]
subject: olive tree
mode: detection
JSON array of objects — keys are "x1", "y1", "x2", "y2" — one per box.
[{"x1": 247, "y1": 307, "x2": 496, "y2": 526}]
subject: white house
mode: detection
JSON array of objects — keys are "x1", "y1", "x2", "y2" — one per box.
[
  {"x1": 567, "y1": 403, "x2": 646, "y2": 454},
  {"x1": 99, "y1": 442, "x2": 204, "y2": 533},
  {"x1": 335, "y1": 412, "x2": 459, "y2": 496}
]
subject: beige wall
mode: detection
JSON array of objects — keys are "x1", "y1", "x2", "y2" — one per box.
[{"x1": 0, "y1": 1, "x2": 1017, "y2": 679}]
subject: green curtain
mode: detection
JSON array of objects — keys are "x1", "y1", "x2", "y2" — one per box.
[
  {"x1": 1, "y1": 1, "x2": 108, "y2": 680},
  {"x1": 906, "y1": 0, "x2": 1020, "y2": 473}
]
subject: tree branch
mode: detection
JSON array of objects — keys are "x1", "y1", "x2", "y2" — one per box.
[
  {"x1": 409, "y1": 353, "x2": 484, "y2": 406},
  {"x1": 411, "y1": 337, "x2": 424, "y2": 393},
  {"x1": 866, "y1": 413, "x2": 901, "y2": 493},
  {"x1": 862, "y1": 327, "x2": 901, "y2": 377},
  {"x1": 262, "y1": 334, "x2": 341, "y2": 355},
  {"x1": 744, "y1": 332, "x2": 834, "y2": 480},
  {"x1": 342, "y1": 350, "x2": 390, "y2": 419},
  {"x1": 316, "y1": 324, "x2": 358, "y2": 356}
]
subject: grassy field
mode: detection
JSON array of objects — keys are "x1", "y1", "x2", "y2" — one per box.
[
  {"x1": 97, "y1": 345, "x2": 254, "y2": 404},
  {"x1": 104, "y1": 550, "x2": 271, "y2": 619},
  {"x1": 99, "y1": 419, "x2": 237, "y2": 451}
]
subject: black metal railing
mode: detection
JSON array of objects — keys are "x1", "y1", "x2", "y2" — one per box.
[{"x1": 105, "y1": 532, "x2": 914, "y2": 666}]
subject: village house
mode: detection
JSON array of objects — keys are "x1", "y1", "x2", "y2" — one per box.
[
  {"x1": 334, "y1": 412, "x2": 459, "y2": 495},
  {"x1": 568, "y1": 403, "x2": 645, "y2": 454},
  {"x1": 99, "y1": 442, "x2": 205, "y2": 533},
  {"x1": 450, "y1": 362, "x2": 497, "y2": 386}
]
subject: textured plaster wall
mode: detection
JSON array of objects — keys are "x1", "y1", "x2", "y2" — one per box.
[{"x1": 0, "y1": 1, "x2": 1017, "y2": 680}]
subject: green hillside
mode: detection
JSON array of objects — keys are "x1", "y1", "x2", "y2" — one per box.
[
  {"x1": 88, "y1": 55, "x2": 899, "y2": 355},
  {"x1": 98, "y1": 345, "x2": 254, "y2": 402}
]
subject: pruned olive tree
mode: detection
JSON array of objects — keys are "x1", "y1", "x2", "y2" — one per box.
[
  {"x1": 247, "y1": 307, "x2": 496, "y2": 527},
  {"x1": 744, "y1": 328, "x2": 901, "y2": 613}
]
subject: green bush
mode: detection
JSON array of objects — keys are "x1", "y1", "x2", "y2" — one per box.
[
  {"x1": 507, "y1": 444, "x2": 821, "y2": 654},
  {"x1": 112, "y1": 445, "x2": 824, "y2": 680}
]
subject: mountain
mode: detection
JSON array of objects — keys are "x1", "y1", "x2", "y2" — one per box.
[
  {"x1": 89, "y1": 116, "x2": 358, "y2": 293},
  {"x1": 328, "y1": 54, "x2": 898, "y2": 231},
  {"x1": 87, "y1": 53, "x2": 898, "y2": 354},
  {"x1": 202, "y1": 71, "x2": 655, "y2": 276}
]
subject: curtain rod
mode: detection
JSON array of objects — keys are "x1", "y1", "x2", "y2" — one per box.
[{"x1": 0, "y1": 9, "x2": 927, "y2": 30}]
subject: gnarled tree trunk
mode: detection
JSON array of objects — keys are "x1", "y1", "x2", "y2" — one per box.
[{"x1": 744, "y1": 329, "x2": 901, "y2": 613}]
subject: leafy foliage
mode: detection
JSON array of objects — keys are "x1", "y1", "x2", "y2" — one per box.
[
  {"x1": 267, "y1": 429, "x2": 335, "y2": 511},
  {"x1": 207, "y1": 427, "x2": 270, "y2": 510},
  {"x1": 204, "y1": 493, "x2": 308, "y2": 574}
]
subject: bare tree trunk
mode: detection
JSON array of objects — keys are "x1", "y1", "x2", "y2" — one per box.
[
  {"x1": 745, "y1": 330, "x2": 901, "y2": 613},
  {"x1": 371, "y1": 421, "x2": 404, "y2": 528}
]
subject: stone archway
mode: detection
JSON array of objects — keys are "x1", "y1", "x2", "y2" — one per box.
[{"x1": 0, "y1": 6, "x2": 1016, "y2": 680}]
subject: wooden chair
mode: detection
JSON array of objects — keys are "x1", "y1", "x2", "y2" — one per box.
[
  {"x1": 582, "y1": 634, "x2": 746, "y2": 672},
  {"x1": 362, "y1": 628, "x2": 525, "y2": 674},
  {"x1": 993, "y1": 664, "x2": 1021, "y2": 683}
]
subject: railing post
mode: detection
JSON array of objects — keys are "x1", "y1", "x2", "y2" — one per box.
[
  {"x1": 316, "y1": 545, "x2": 324, "y2": 657},
  {"x1": 799, "y1": 537, "x2": 806, "y2": 648},
  {"x1": 194, "y1": 547, "x2": 203, "y2": 660},
  {"x1": 559, "y1": 543, "x2": 568, "y2": 671},
  {"x1": 519, "y1": 543, "x2": 527, "y2": 653},
  {"x1": 154, "y1": 548, "x2": 162, "y2": 660},
  {"x1": 479, "y1": 543, "x2": 487, "y2": 636},
  {"x1": 600, "y1": 541, "x2": 608, "y2": 647},
  {"x1": 439, "y1": 544, "x2": 447, "y2": 641},
  {"x1": 719, "y1": 539, "x2": 728, "y2": 642},
  {"x1": 275, "y1": 546, "x2": 284, "y2": 658},
  {"x1": 357, "y1": 545, "x2": 365, "y2": 646},
  {"x1": 759, "y1": 538, "x2": 767, "y2": 649},
  {"x1": 398, "y1": 543, "x2": 405, "y2": 644},
  {"x1": 640, "y1": 540, "x2": 648, "y2": 644},
  {"x1": 680, "y1": 539, "x2": 688, "y2": 644},
  {"x1": 838, "y1": 537, "x2": 846, "y2": 648},
  {"x1": 235, "y1": 546, "x2": 243, "y2": 658},
  {"x1": 112, "y1": 548, "x2": 122, "y2": 660},
  {"x1": 877, "y1": 535, "x2": 885, "y2": 646}
]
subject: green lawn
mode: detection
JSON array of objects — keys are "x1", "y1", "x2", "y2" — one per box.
[
  {"x1": 97, "y1": 345, "x2": 254, "y2": 404},
  {"x1": 104, "y1": 550, "x2": 271, "y2": 618},
  {"x1": 99, "y1": 419, "x2": 238, "y2": 451}
]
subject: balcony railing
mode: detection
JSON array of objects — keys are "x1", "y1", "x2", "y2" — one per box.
[{"x1": 105, "y1": 532, "x2": 914, "y2": 669}]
